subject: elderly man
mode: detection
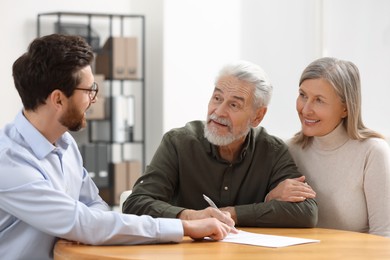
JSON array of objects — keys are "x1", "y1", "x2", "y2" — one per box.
[{"x1": 123, "y1": 60, "x2": 318, "y2": 228}]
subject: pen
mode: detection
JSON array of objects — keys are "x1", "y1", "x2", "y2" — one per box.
[
  {"x1": 203, "y1": 194, "x2": 218, "y2": 209},
  {"x1": 203, "y1": 194, "x2": 238, "y2": 232}
]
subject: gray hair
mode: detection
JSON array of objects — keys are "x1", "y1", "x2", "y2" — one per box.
[{"x1": 215, "y1": 60, "x2": 273, "y2": 108}]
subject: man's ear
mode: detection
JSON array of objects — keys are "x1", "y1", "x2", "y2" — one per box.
[
  {"x1": 49, "y1": 89, "x2": 64, "y2": 109},
  {"x1": 251, "y1": 106, "x2": 267, "y2": 127}
]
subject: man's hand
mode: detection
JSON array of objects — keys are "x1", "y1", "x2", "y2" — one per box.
[
  {"x1": 265, "y1": 176, "x2": 316, "y2": 202},
  {"x1": 182, "y1": 218, "x2": 233, "y2": 240},
  {"x1": 178, "y1": 208, "x2": 235, "y2": 227},
  {"x1": 219, "y1": 206, "x2": 237, "y2": 223}
]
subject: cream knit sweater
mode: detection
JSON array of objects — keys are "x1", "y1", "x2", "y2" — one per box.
[{"x1": 288, "y1": 123, "x2": 390, "y2": 237}]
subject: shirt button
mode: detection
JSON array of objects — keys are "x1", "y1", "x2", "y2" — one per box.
[{"x1": 224, "y1": 186, "x2": 228, "y2": 190}]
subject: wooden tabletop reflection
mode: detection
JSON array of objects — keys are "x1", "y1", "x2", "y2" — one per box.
[{"x1": 54, "y1": 227, "x2": 390, "y2": 260}]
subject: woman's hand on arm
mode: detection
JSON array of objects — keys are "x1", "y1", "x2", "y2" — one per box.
[{"x1": 265, "y1": 176, "x2": 316, "y2": 202}]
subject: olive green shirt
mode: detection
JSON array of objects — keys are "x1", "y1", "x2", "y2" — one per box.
[{"x1": 123, "y1": 121, "x2": 317, "y2": 227}]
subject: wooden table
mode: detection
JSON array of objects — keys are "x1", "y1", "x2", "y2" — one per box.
[{"x1": 54, "y1": 228, "x2": 390, "y2": 259}]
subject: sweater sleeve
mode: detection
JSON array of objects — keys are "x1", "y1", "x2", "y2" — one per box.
[{"x1": 364, "y1": 139, "x2": 390, "y2": 237}]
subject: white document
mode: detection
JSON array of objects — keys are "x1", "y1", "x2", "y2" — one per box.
[{"x1": 220, "y1": 230, "x2": 320, "y2": 248}]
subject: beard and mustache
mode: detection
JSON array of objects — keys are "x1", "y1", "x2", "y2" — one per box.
[
  {"x1": 59, "y1": 101, "x2": 88, "y2": 132},
  {"x1": 204, "y1": 113, "x2": 250, "y2": 146}
]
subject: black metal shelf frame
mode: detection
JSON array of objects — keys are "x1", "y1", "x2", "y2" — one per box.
[{"x1": 37, "y1": 11, "x2": 146, "y2": 171}]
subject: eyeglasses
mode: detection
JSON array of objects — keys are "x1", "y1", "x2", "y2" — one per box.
[{"x1": 74, "y1": 82, "x2": 99, "y2": 101}]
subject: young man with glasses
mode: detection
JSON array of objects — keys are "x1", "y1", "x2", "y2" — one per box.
[{"x1": 0, "y1": 34, "x2": 233, "y2": 260}]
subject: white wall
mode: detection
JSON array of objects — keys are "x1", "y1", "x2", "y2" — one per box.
[
  {"x1": 163, "y1": 0, "x2": 241, "y2": 131},
  {"x1": 323, "y1": 0, "x2": 390, "y2": 136}
]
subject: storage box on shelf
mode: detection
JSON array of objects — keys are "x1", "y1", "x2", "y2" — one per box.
[{"x1": 95, "y1": 36, "x2": 138, "y2": 80}]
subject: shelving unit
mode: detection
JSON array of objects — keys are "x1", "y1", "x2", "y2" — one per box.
[{"x1": 37, "y1": 12, "x2": 145, "y2": 206}]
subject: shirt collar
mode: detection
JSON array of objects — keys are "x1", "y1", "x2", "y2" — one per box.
[{"x1": 14, "y1": 110, "x2": 71, "y2": 159}]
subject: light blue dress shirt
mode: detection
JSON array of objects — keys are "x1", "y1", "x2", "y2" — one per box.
[{"x1": 0, "y1": 111, "x2": 183, "y2": 260}]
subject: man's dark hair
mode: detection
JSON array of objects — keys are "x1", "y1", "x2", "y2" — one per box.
[{"x1": 12, "y1": 34, "x2": 94, "y2": 110}]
